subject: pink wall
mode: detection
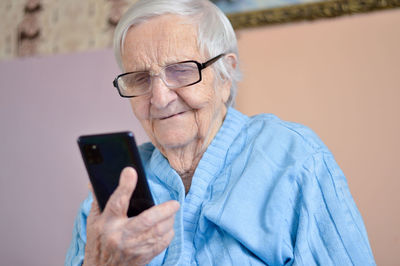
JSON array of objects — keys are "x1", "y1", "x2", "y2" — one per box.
[
  {"x1": 0, "y1": 8, "x2": 399, "y2": 266},
  {"x1": 236, "y1": 8, "x2": 400, "y2": 266},
  {"x1": 0, "y1": 50, "x2": 148, "y2": 265}
]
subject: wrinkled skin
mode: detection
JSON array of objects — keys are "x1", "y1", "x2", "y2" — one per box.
[
  {"x1": 123, "y1": 15, "x2": 234, "y2": 190},
  {"x1": 83, "y1": 168, "x2": 179, "y2": 266},
  {"x1": 83, "y1": 14, "x2": 236, "y2": 265}
]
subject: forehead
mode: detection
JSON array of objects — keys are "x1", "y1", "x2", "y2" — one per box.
[{"x1": 122, "y1": 14, "x2": 202, "y2": 71}]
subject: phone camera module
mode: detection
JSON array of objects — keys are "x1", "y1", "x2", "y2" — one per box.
[{"x1": 83, "y1": 144, "x2": 103, "y2": 164}]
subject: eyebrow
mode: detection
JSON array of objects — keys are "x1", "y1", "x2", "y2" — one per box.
[{"x1": 128, "y1": 57, "x2": 201, "y2": 73}]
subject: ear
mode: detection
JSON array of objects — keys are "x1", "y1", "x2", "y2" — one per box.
[{"x1": 221, "y1": 53, "x2": 237, "y2": 103}]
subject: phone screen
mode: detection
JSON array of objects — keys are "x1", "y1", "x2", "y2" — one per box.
[{"x1": 78, "y1": 131, "x2": 154, "y2": 217}]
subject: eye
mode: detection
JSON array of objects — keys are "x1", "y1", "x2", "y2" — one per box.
[
  {"x1": 167, "y1": 63, "x2": 197, "y2": 73},
  {"x1": 134, "y1": 74, "x2": 148, "y2": 83},
  {"x1": 165, "y1": 62, "x2": 197, "y2": 80},
  {"x1": 125, "y1": 72, "x2": 149, "y2": 86}
]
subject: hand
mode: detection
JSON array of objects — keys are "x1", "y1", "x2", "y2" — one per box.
[{"x1": 83, "y1": 167, "x2": 180, "y2": 266}]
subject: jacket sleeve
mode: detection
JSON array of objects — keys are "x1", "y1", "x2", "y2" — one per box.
[
  {"x1": 292, "y1": 151, "x2": 375, "y2": 266},
  {"x1": 65, "y1": 194, "x2": 93, "y2": 266}
]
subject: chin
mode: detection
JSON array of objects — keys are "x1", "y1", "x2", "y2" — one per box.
[{"x1": 155, "y1": 133, "x2": 197, "y2": 150}]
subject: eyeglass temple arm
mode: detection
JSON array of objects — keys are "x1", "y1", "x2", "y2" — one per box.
[{"x1": 201, "y1": 53, "x2": 226, "y2": 69}]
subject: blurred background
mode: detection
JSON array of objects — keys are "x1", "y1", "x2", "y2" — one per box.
[{"x1": 0, "y1": 0, "x2": 399, "y2": 265}]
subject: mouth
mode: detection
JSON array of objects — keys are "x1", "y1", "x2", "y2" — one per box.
[{"x1": 159, "y1": 111, "x2": 186, "y2": 120}]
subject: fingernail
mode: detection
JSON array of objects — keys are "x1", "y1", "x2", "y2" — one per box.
[
  {"x1": 172, "y1": 200, "x2": 180, "y2": 210},
  {"x1": 122, "y1": 167, "x2": 135, "y2": 177},
  {"x1": 120, "y1": 167, "x2": 137, "y2": 186}
]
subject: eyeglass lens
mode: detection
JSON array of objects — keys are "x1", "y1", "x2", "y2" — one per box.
[{"x1": 118, "y1": 61, "x2": 200, "y2": 96}]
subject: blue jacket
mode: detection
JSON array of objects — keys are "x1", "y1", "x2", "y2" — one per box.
[{"x1": 66, "y1": 108, "x2": 375, "y2": 265}]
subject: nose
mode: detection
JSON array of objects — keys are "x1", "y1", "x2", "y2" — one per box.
[{"x1": 149, "y1": 76, "x2": 177, "y2": 109}]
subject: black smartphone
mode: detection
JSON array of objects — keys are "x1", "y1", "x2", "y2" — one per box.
[{"x1": 77, "y1": 131, "x2": 154, "y2": 217}]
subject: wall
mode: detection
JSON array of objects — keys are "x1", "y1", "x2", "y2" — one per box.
[
  {"x1": 0, "y1": 7, "x2": 399, "y2": 266},
  {"x1": 0, "y1": 50, "x2": 148, "y2": 266},
  {"x1": 235, "y1": 8, "x2": 400, "y2": 266}
]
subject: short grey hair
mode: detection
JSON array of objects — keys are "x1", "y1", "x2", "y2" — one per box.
[{"x1": 113, "y1": 0, "x2": 242, "y2": 107}]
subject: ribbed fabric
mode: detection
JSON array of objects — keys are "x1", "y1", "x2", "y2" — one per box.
[{"x1": 65, "y1": 108, "x2": 375, "y2": 265}]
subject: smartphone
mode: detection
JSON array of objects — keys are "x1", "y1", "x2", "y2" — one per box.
[{"x1": 77, "y1": 131, "x2": 154, "y2": 217}]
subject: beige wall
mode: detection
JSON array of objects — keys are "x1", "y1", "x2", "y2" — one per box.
[{"x1": 235, "y1": 9, "x2": 400, "y2": 266}]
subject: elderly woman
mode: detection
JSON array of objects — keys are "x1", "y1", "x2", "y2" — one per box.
[{"x1": 66, "y1": 0, "x2": 375, "y2": 265}]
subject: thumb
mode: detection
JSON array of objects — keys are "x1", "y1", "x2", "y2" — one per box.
[{"x1": 103, "y1": 167, "x2": 138, "y2": 217}]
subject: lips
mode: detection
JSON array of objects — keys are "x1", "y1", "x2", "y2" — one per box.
[{"x1": 158, "y1": 111, "x2": 186, "y2": 120}]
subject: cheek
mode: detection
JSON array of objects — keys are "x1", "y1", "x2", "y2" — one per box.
[
  {"x1": 129, "y1": 98, "x2": 150, "y2": 121},
  {"x1": 180, "y1": 87, "x2": 223, "y2": 135},
  {"x1": 179, "y1": 84, "x2": 215, "y2": 110},
  {"x1": 130, "y1": 98, "x2": 159, "y2": 142}
]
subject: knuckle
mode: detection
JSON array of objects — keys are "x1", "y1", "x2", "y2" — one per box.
[
  {"x1": 138, "y1": 212, "x2": 154, "y2": 227},
  {"x1": 155, "y1": 229, "x2": 174, "y2": 251},
  {"x1": 106, "y1": 200, "x2": 118, "y2": 213},
  {"x1": 104, "y1": 233, "x2": 120, "y2": 250},
  {"x1": 121, "y1": 245, "x2": 133, "y2": 259},
  {"x1": 154, "y1": 224, "x2": 164, "y2": 236},
  {"x1": 151, "y1": 234, "x2": 171, "y2": 256},
  {"x1": 108, "y1": 195, "x2": 128, "y2": 213}
]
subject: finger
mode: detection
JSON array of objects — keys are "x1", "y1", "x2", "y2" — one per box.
[
  {"x1": 127, "y1": 200, "x2": 179, "y2": 231},
  {"x1": 86, "y1": 181, "x2": 100, "y2": 216},
  {"x1": 129, "y1": 228, "x2": 175, "y2": 261},
  {"x1": 152, "y1": 215, "x2": 175, "y2": 237},
  {"x1": 90, "y1": 196, "x2": 101, "y2": 217},
  {"x1": 124, "y1": 214, "x2": 175, "y2": 244},
  {"x1": 103, "y1": 167, "x2": 138, "y2": 218},
  {"x1": 87, "y1": 198, "x2": 101, "y2": 226}
]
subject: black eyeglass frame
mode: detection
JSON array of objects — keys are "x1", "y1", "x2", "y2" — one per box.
[{"x1": 113, "y1": 53, "x2": 226, "y2": 98}]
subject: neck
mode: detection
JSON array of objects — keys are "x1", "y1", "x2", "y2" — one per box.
[
  {"x1": 162, "y1": 137, "x2": 205, "y2": 194},
  {"x1": 160, "y1": 109, "x2": 226, "y2": 194}
]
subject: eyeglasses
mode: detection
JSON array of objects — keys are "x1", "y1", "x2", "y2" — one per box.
[{"x1": 113, "y1": 53, "x2": 226, "y2": 98}]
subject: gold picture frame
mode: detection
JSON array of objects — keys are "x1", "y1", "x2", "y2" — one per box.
[{"x1": 215, "y1": 0, "x2": 400, "y2": 29}]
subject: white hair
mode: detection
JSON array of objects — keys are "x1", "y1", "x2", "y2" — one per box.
[{"x1": 113, "y1": 0, "x2": 242, "y2": 107}]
